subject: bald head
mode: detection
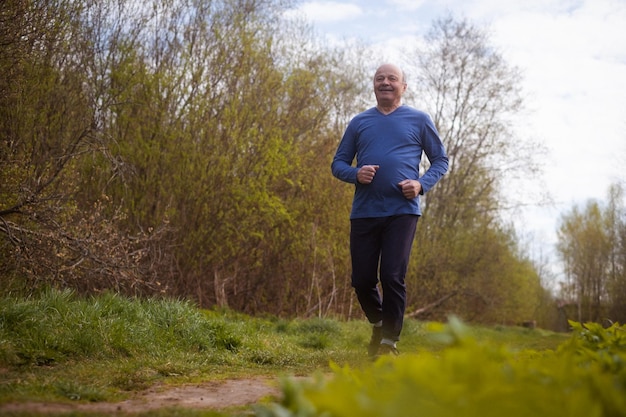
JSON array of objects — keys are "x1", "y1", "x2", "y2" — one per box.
[{"x1": 374, "y1": 63, "x2": 406, "y2": 84}]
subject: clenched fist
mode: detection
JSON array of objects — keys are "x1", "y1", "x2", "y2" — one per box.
[
  {"x1": 398, "y1": 179, "x2": 422, "y2": 199},
  {"x1": 357, "y1": 165, "x2": 380, "y2": 184}
]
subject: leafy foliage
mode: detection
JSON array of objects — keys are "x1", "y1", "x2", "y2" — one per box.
[{"x1": 256, "y1": 318, "x2": 626, "y2": 417}]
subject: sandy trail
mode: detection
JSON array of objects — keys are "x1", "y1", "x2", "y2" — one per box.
[{"x1": 0, "y1": 377, "x2": 281, "y2": 414}]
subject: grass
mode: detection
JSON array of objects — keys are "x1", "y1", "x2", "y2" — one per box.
[{"x1": 0, "y1": 289, "x2": 570, "y2": 416}]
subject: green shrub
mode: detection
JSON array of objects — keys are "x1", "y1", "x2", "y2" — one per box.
[{"x1": 255, "y1": 317, "x2": 626, "y2": 417}]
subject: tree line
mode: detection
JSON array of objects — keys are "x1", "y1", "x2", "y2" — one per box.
[
  {"x1": 557, "y1": 184, "x2": 626, "y2": 324},
  {"x1": 2, "y1": 0, "x2": 622, "y2": 329}
]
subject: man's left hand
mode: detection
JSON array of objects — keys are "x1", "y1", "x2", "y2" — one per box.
[{"x1": 398, "y1": 179, "x2": 422, "y2": 199}]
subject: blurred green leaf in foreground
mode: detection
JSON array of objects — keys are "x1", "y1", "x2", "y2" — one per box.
[{"x1": 257, "y1": 317, "x2": 626, "y2": 417}]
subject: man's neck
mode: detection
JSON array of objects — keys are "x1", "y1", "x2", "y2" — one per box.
[{"x1": 376, "y1": 102, "x2": 402, "y2": 115}]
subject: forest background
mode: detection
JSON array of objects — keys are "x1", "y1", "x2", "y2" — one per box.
[{"x1": 1, "y1": 0, "x2": 625, "y2": 331}]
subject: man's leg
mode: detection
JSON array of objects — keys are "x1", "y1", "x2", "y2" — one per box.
[
  {"x1": 379, "y1": 214, "x2": 419, "y2": 343},
  {"x1": 349, "y1": 218, "x2": 384, "y2": 325}
]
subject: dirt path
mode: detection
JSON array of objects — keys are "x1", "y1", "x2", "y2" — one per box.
[{"x1": 0, "y1": 377, "x2": 281, "y2": 414}]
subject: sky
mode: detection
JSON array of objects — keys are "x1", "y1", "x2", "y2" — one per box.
[{"x1": 285, "y1": 0, "x2": 626, "y2": 284}]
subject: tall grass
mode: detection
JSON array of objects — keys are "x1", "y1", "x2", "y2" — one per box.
[{"x1": 0, "y1": 288, "x2": 240, "y2": 366}]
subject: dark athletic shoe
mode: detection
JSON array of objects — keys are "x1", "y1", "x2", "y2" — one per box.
[
  {"x1": 376, "y1": 343, "x2": 400, "y2": 357},
  {"x1": 368, "y1": 326, "x2": 383, "y2": 358}
]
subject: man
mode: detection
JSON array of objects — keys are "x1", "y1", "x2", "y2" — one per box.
[{"x1": 331, "y1": 63, "x2": 448, "y2": 358}]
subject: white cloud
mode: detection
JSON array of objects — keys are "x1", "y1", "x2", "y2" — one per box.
[
  {"x1": 476, "y1": 0, "x2": 626, "y2": 281},
  {"x1": 385, "y1": 0, "x2": 428, "y2": 11},
  {"x1": 486, "y1": 0, "x2": 626, "y2": 208},
  {"x1": 285, "y1": 1, "x2": 364, "y2": 23}
]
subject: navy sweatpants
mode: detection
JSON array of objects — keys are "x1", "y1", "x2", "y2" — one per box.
[{"x1": 350, "y1": 214, "x2": 419, "y2": 341}]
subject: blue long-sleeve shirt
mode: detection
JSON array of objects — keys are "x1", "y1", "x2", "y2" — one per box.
[{"x1": 331, "y1": 106, "x2": 448, "y2": 219}]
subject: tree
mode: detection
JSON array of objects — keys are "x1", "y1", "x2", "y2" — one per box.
[
  {"x1": 65, "y1": 0, "x2": 367, "y2": 314},
  {"x1": 557, "y1": 184, "x2": 626, "y2": 323},
  {"x1": 402, "y1": 16, "x2": 545, "y2": 324},
  {"x1": 606, "y1": 184, "x2": 626, "y2": 322}
]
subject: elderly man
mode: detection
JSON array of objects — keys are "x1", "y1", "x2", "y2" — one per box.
[{"x1": 331, "y1": 63, "x2": 448, "y2": 358}]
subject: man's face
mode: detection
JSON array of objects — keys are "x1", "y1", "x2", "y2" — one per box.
[{"x1": 373, "y1": 65, "x2": 407, "y2": 106}]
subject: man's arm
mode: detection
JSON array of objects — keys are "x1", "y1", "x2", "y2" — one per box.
[
  {"x1": 418, "y1": 117, "x2": 448, "y2": 193},
  {"x1": 331, "y1": 122, "x2": 360, "y2": 184}
]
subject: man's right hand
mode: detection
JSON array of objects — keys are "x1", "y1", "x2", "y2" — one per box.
[{"x1": 357, "y1": 165, "x2": 380, "y2": 184}]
